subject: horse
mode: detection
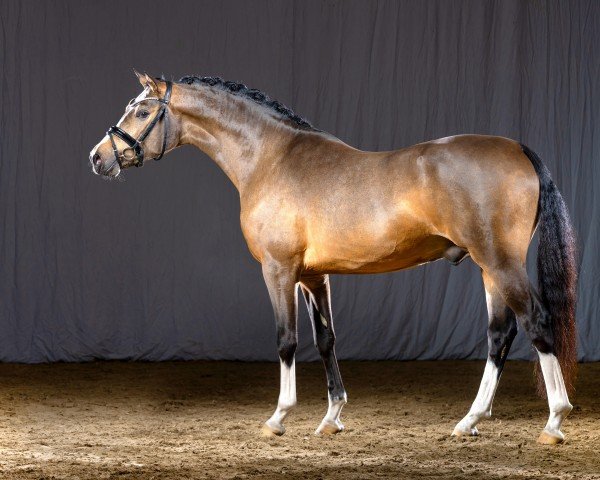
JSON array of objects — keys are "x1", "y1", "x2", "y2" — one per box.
[{"x1": 89, "y1": 72, "x2": 578, "y2": 444}]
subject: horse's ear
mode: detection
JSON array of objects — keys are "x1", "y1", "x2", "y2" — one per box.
[
  {"x1": 133, "y1": 68, "x2": 145, "y2": 84},
  {"x1": 133, "y1": 69, "x2": 158, "y2": 94}
]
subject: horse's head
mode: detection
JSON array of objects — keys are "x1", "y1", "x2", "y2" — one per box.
[{"x1": 89, "y1": 71, "x2": 176, "y2": 177}]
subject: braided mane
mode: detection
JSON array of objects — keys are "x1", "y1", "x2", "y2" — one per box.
[{"x1": 177, "y1": 76, "x2": 316, "y2": 131}]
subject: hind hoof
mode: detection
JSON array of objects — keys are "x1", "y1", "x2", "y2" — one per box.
[
  {"x1": 452, "y1": 426, "x2": 479, "y2": 437},
  {"x1": 315, "y1": 419, "x2": 344, "y2": 435},
  {"x1": 261, "y1": 420, "x2": 285, "y2": 437},
  {"x1": 537, "y1": 430, "x2": 564, "y2": 445}
]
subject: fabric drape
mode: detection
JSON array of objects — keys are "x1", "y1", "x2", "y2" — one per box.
[{"x1": 0, "y1": 0, "x2": 598, "y2": 362}]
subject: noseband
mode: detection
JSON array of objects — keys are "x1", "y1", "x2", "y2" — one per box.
[{"x1": 106, "y1": 80, "x2": 172, "y2": 169}]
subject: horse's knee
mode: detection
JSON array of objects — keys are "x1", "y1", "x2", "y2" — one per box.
[{"x1": 278, "y1": 335, "x2": 297, "y2": 365}]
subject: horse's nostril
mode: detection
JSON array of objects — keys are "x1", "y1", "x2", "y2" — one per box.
[{"x1": 92, "y1": 153, "x2": 101, "y2": 165}]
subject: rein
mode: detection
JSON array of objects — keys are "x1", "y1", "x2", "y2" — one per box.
[{"x1": 106, "y1": 80, "x2": 172, "y2": 169}]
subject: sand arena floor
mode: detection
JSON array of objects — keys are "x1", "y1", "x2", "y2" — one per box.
[{"x1": 0, "y1": 360, "x2": 598, "y2": 479}]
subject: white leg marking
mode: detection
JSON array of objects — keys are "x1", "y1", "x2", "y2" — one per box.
[
  {"x1": 537, "y1": 351, "x2": 572, "y2": 442},
  {"x1": 264, "y1": 359, "x2": 296, "y2": 435},
  {"x1": 454, "y1": 288, "x2": 501, "y2": 436},
  {"x1": 453, "y1": 358, "x2": 500, "y2": 436},
  {"x1": 316, "y1": 391, "x2": 347, "y2": 435}
]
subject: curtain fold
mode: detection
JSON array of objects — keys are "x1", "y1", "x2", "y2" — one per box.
[{"x1": 0, "y1": 0, "x2": 598, "y2": 362}]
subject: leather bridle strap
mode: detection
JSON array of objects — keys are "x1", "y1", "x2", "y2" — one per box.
[{"x1": 106, "y1": 80, "x2": 172, "y2": 169}]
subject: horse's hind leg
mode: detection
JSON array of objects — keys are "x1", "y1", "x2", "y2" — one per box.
[
  {"x1": 300, "y1": 275, "x2": 347, "y2": 435},
  {"x1": 475, "y1": 263, "x2": 573, "y2": 443},
  {"x1": 453, "y1": 271, "x2": 517, "y2": 437}
]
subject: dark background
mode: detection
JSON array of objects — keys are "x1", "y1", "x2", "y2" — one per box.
[{"x1": 0, "y1": 0, "x2": 598, "y2": 363}]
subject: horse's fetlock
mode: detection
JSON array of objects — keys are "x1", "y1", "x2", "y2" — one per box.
[
  {"x1": 553, "y1": 402, "x2": 573, "y2": 416},
  {"x1": 467, "y1": 408, "x2": 491, "y2": 421},
  {"x1": 331, "y1": 393, "x2": 347, "y2": 405}
]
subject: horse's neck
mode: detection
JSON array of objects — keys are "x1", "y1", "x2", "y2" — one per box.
[{"x1": 175, "y1": 87, "x2": 297, "y2": 193}]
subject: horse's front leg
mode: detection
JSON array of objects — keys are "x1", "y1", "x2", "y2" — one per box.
[
  {"x1": 300, "y1": 275, "x2": 347, "y2": 435},
  {"x1": 261, "y1": 259, "x2": 300, "y2": 436}
]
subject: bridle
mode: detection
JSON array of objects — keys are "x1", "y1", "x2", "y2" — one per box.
[{"x1": 106, "y1": 80, "x2": 172, "y2": 170}]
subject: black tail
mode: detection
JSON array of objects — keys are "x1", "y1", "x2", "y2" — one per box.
[{"x1": 521, "y1": 144, "x2": 578, "y2": 397}]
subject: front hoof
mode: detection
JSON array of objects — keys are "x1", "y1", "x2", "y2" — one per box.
[
  {"x1": 315, "y1": 419, "x2": 344, "y2": 435},
  {"x1": 537, "y1": 429, "x2": 564, "y2": 445},
  {"x1": 452, "y1": 426, "x2": 479, "y2": 437},
  {"x1": 261, "y1": 420, "x2": 285, "y2": 437}
]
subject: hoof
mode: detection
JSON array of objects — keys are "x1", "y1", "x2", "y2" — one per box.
[
  {"x1": 452, "y1": 426, "x2": 479, "y2": 437},
  {"x1": 537, "y1": 430, "x2": 564, "y2": 445},
  {"x1": 315, "y1": 419, "x2": 344, "y2": 435},
  {"x1": 261, "y1": 421, "x2": 285, "y2": 437}
]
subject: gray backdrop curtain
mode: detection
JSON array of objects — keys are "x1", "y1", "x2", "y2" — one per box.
[{"x1": 0, "y1": 0, "x2": 598, "y2": 363}]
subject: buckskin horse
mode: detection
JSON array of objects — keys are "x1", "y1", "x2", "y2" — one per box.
[{"x1": 89, "y1": 72, "x2": 577, "y2": 444}]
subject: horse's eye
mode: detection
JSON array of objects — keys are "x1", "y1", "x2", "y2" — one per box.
[{"x1": 136, "y1": 110, "x2": 150, "y2": 119}]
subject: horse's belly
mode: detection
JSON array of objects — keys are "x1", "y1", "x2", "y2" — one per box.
[{"x1": 303, "y1": 231, "x2": 451, "y2": 274}]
